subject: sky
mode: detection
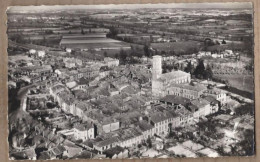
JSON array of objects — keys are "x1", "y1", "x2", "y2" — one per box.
[{"x1": 7, "y1": 2, "x2": 252, "y2": 12}]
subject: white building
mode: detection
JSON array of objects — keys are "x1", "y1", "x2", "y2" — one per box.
[
  {"x1": 57, "y1": 123, "x2": 95, "y2": 141},
  {"x1": 152, "y1": 55, "x2": 191, "y2": 97},
  {"x1": 38, "y1": 51, "x2": 46, "y2": 58},
  {"x1": 104, "y1": 57, "x2": 119, "y2": 67},
  {"x1": 66, "y1": 48, "x2": 72, "y2": 53},
  {"x1": 29, "y1": 49, "x2": 36, "y2": 55}
]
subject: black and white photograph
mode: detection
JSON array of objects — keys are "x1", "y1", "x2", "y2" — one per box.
[{"x1": 7, "y1": 2, "x2": 255, "y2": 160}]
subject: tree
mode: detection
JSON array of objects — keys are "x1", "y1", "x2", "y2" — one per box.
[
  {"x1": 150, "y1": 35, "x2": 154, "y2": 42},
  {"x1": 204, "y1": 64, "x2": 213, "y2": 79},
  {"x1": 243, "y1": 36, "x2": 253, "y2": 56},
  {"x1": 146, "y1": 136, "x2": 152, "y2": 148},
  {"x1": 103, "y1": 51, "x2": 108, "y2": 58},
  {"x1": 168, "y1": 123, "x2": 174, "y2": 137},
  {"x1": 194, "y1": 59, "x2": 206, "y2": 79},
  {"x1": 162, "y1": 32, "x2": 166, "y2": 37},
  {"x1": 45, "y1": 30, "x2": 53, "y2": 34},
  {"x1": 143, "y1": 44, "x2": 151, "y2": 57},
  {"x1": 119, "y1": 49, "x2": 127, "y2": 64},
  {"x1": 184, "y1": 61, "x2": 193, "y2": 74},
  {"x1": 237, "y1": 129, "x2": 254, "y2": 156},
  {"x1": 115, "y1": 53, "x2": 119, "y2": 59},
  {"x1": 245, "y1": 60, "x2": 254, "y2": 71},
  {"x1": 81, "y1": 28, "x2": 85, "y2": 35},
  {"x1": 106, "y1": 26, "x2": 118, "y2": 38}
]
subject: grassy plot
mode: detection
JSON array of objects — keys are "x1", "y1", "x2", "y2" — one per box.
[
  {"x1": 61, "y1": 42, "x2": 131, "y2": 49},
  {"x1": 151, "y1": 41, "x2": 202, "y2": 55},
  {"x1": 207, "y1": 41, "x2": 247, "y2": 52},
  {"x1": 214, "y1": 74, "x2": 254, "y2": 93}
]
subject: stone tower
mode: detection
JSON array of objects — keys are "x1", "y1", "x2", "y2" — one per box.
[{"x1": 152, "y1": 55, "x2": 162, "y2": 80}]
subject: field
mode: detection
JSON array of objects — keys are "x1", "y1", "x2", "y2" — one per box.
[
  {"x1": 60, "y1": 42, "x2": 131, "y2": 49},
  {"x1": 151, "y1": 41, "x2": 201, "y2": 54},
  {"x1": 225, "y1": 20, "x2": 251, "y2": 25},
  {"x1": 94, "y1": 43, "x2": 144, "y2": 57},
  {"x1": 214, "y1": 74, "x2": 254, "y2": 93},
  {"x1": 207, "y1": 41, "x2": 247, "y2": 52},
  {"x1": 60, "y1": 37, "x2": 131, "y2": 50}
]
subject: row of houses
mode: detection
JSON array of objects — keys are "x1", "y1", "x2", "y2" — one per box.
[
  {"x1": 49, "y1": 84, "x2": 121, "y2": 137},
  {"x1": 91, "y1": 94, "x2": 220, "y2": 153}
]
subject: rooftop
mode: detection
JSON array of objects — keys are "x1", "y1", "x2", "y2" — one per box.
[
  {"x1": 159, "y1": 70, "x2": 190, "y2": 81},
  {"x1": 160, "y1": 95, "x2": 190, "y2": 106},
  {"x1": 94, "y1": 136, "x2": 119, "y2": 148},
  {"x1": 190, "y1": 98, "x2": 210, "y2": 108},
  {"x1": 137, "y1": 120, "x2": 154, "y2": 132},
  {"x1": 168, "y1": 83, "x2": 207, "y2": 92}
]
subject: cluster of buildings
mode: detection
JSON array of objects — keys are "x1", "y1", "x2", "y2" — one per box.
[
  {"x1": 152, "y1": 55, "x2": 226, "y2": 103},
  {"x1": 8, "y1": 38, "x2": 234, "y2": 160},
  {"x1": 28, "y1": 54, "x2": 226, "y2": 155},
  {"x1": 7, "y1": 7, "x2": 254, "y2": 159},
  {"x1": 197, "y1": 50, "x2": 239, "y2": 59}
]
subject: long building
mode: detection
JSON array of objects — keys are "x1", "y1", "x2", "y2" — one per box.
[{"x1": 152, "y1": 55, "x2": 191, "y2": 97}]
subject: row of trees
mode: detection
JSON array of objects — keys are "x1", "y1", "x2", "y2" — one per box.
[{"x1": 184, "y1": 59, "x2": 213, "y2": 80}]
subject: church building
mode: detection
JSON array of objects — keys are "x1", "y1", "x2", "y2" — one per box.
[{"x1": 152, "y1": 55, "x2": 191, "y2": 97}]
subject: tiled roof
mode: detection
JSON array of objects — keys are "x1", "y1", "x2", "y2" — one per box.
[
  {"x1": 74, "y1": 122, "x2": 93, "y2": 131},
  {"x1": 150, "y1": 112, "x2": 172, "y2": 123},
  {"x1": 137, "y1": 120, "x2": 154, "y2": 131},
  {"x1": 38, "y1": 151, "x2": 51, "y2": 160},
  {"x1": 168, "y1": 83, "x2": 207, "y2": 92},
  {"x1": 94, "y1": 136, "x2": 119, "y2": 147},
  {"x1": 202, "y1": 95, "x2": 219, "y2": 104},
  {"x1": 190, "y1": 98, "x2": 210, "y2": 108},
  {"x1": 160, "y1": 95, "x2": 190, "y2": 106},
  {"x1": 103, "y1": 146, "x2": 124, "y2": 158},
  {"x1": 159, "y1": 70, "x2": 190, "y2": 80}
]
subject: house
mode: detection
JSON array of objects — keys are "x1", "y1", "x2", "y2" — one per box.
[
  {"x1": 202, "y1": 95, "x2": 220, "y2": 113},
  {"x1": 99, "y1": 66, "x2": 110, "y2": 78},
  {"x1": 66, "y1": 81, "x2": 77, "y2": 89},
  {"x1": 10, "y1": 148, "x2": 37, "y2": 160},
  {"x1": 38, "y1": 50, "x2": 46, "y2": 58},
  {"x1": 73, "y1": 122, "x2": 95, "y2": 140},
  {"x1": 101, "y1": 118, "x2": 120, "y2": 133},
  {"x1": 93, "y1": 136, "x2": 119, "y2": 154},
  {"x1": 74, "y1": 150, "x2": 96, "y2": 159},
  {"x1": 190, "y1": 98, "x2": 211, "y2": 118},
  {"x1": 104, "y1": 57, "x2": 119, "y2": 67},
  {"x1": 78, "y1": 67, "x2": 99, "y2": 79},
  {"x1": 118, "y1": 128, "x2": 143, "y2": 148},
  {"x1": 64, "y1": 59, "x2": 76, "y2": 68},
  {"x1": 58, "y1": 122, "x2": 95, "y2": 141},
  {"x1": 160, "y1": 95, "x2": 190, "y2": 108},
  {"x1": 149, "y1": 111, "x2": 174, "y2": 136},
  {"x1": 74, "y1": 101, "x2": 91, "y2": 118},
  {"x1": 29, "y1": 49, "x2": 36, "y2": 55},
  {"x1": 203, "y1": 88, "x2": 227, "y2": 105},
  {"x1": 63, "y1": 140, "x2": 83, "y2": 158},
  {"x1": 103, "y1": 146, "x2": 129, "y2": 159},
  {"x1": 137, "y1": 120, "x2": 155, "y2": 139},
  {"x1": 66, "y1": 48, "x2": 72, "y2": 53}
]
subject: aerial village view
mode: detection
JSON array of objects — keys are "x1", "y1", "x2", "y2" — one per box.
[{"x1": 7, "y1": 3, "x2": 255, "y2": 160}]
